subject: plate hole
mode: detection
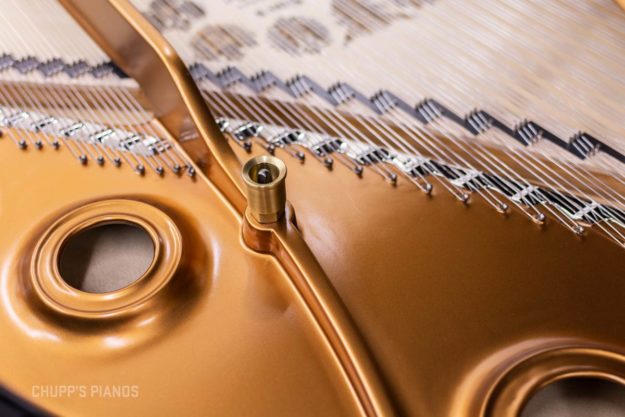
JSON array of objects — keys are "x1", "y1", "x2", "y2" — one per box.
[
  {"x1": 522, "y1": 377, "x2": 625, "y2": 417},
  {"x1": 58, "y1": 223, "x2": 154, "y2": 293}
]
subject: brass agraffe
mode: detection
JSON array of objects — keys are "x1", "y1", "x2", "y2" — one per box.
[{"x1": 242, "y1": 156, "x2": 288, "y2": 224}]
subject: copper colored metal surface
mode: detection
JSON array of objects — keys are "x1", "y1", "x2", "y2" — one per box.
[
  {"x1": 0, "y1": 133, "x2": 363, "y2": 417},
  {"x1": 3, "y1": 126, "x2": 625, "y2": 417},
  {"x1": 18, "y1": 2, "x2": 396, "y2": 416},
  {"x1": 242, "y1": 206, "x2": 395, "y2": 417},
  {"x1": 1, "y1": 1, "x2": 625, "y2": 417},
  {"x1": 59, "y1": 0, "x2": 247, "y2": 213},
  {"x1": 243, "y1": 143, "x2": 625, "y2": 417}
]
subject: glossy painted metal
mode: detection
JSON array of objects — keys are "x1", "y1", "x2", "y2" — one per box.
[
  {"x1": 0, "y1": 133, "x2": 363, "y2": 417},
  {"x1": 59, "y1": 0, "x2": 247, "y2": 213},
  {"x1": 233, "y1": 142, "x2": 625, "y2": 417},
  {"x1": 3, "y1": 124, "x2": 625, "y2": 417},
  {"x1": 1, "y1": 2, "x2": 624, "y2": 417},
  {"x1": 248, "y1": 143, "x2": 625, "y2": 417},
  {"x1": 31, "y1": 199, "x2": 182, "y2": 318},
  {"x1": 54, "y1": 1, "x2": 397, "y2": 416},
  {"x1": 242, "y1": 205, "x2": 395, "y2": 417}
]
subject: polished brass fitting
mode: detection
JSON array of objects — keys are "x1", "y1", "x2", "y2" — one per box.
[{"x1": 242, "y1": 156, "x2": 287, "y2": 223}]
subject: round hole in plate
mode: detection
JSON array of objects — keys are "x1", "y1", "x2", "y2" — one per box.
[
  {"x1": 521, "y1": 377, "x2": 625, "y2": 417},
  {"x1": 58, "y1": 222, "x2": 155, "y2": 293}
]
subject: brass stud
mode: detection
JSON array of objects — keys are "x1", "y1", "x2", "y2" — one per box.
[{"x1": 242, "y1": 156, "x2": 287, "y2": 224}]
